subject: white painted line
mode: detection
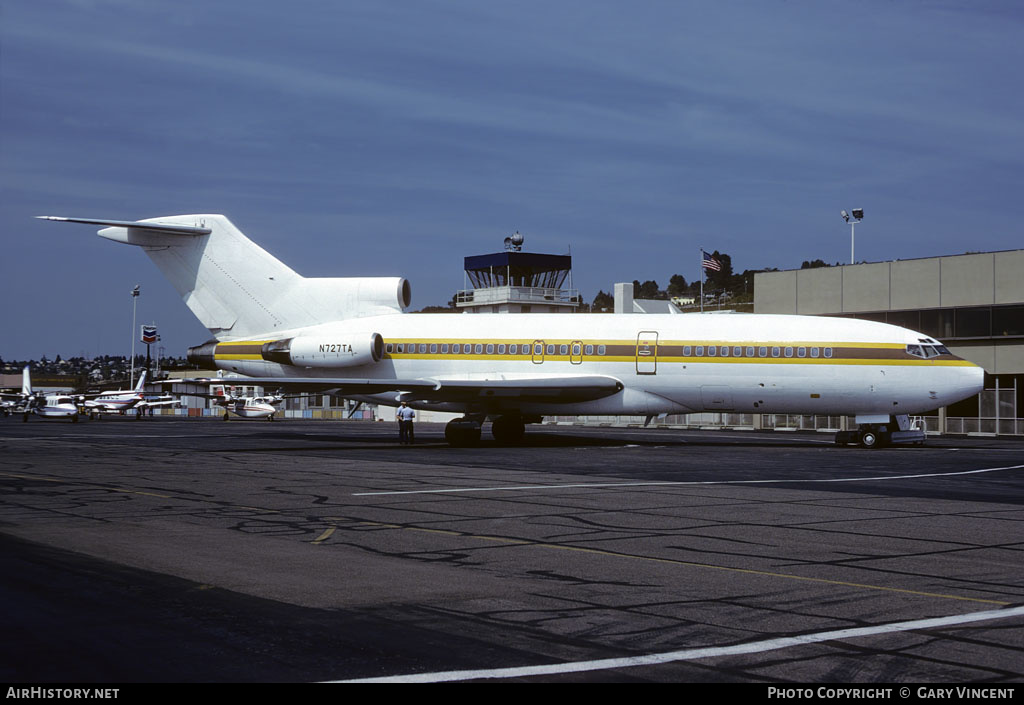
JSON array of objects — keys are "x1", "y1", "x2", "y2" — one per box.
[
  {"x1": 332, "y1": 605, "x2": 1024, "y2": 683},
  {"x1": 353, "y1": 464, "x2": 1024, "y2": 496}
]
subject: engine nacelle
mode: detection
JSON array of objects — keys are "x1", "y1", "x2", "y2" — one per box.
[{"x1": 261, "y1": 333, "x2": 384, "y2": 368}]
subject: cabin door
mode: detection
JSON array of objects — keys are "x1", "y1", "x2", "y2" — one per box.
[{"x1": 636, "y1": 331, "x2": 659, "y2": 375}]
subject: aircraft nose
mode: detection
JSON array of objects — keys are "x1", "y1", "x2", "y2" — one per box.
[
  {"x1": 962, "y1": 362, "x2": 985, "y2": 397},
  {"x1": 946, "y1": 362, "x2": 985, "y2": 404}
]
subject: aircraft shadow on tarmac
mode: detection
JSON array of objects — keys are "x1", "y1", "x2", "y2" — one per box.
[{"x1": 207, "y1": 427, "x2": 886, "y2": 452}]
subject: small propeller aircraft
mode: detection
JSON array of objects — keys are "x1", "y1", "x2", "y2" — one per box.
[
  {"x1": 1, "y1": 365, "x2": 34, "y2": 416},
  {"x1": 172, "y1": 384, "x2": 300, "y2": 421},
  {"x1": 23, "y1": 394, "x2": 81, "y2": 421},
  {"x1": 81, "y1": 370, "x2": 179, "y2": 419},
  {"x1": 2, "y1": 365, "x2": 81, "y2": 422}
]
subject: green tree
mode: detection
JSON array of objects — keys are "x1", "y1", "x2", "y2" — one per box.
[
  {"x1": 801, "y1": 259, "x2": 830, "y2": 269},
  {"x1": 667, "y1": 274, "x2": 688, "y2": 298},
  {"x1": 703, "y1": 251, "x2": 733, "y2": 290},
  {"x1": 634, "y1": 280, "x2": 663, "y2": 299},
  {"x1": 592, "y1": 290, "x2": 614, "y2": 312}
]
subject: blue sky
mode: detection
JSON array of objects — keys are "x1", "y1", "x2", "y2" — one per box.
[{"x1": 2, "y1": 1, "x2": 1022, "y2": 360}]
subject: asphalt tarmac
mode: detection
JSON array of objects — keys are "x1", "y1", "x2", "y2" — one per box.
[{"x1": 1, "y1": 416, "x2": 1022, "y2": 683}]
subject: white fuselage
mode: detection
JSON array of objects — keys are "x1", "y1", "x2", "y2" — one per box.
[
  {"x1": 221, "y1": 398, "x2": 279, "y2": 419},
  {"x1": 85, "y1": 392, "x2": 142, "y2": 413},
  {"x1": 32, "y1": 396, "x2": 80, "y2": 419},
  {"x1": 206, "y1": 312, "x2": 983, "y2": 418}
]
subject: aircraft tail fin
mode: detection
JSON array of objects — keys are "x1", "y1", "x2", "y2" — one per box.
[
  {"x1": 22, "y1": 365, "x2": 31, "y2": 396},
  {"x1": 39, "y1": 215, "x2": 411, "y2": 340},
  {"x1": 134, "y1": 370, "x2": 147, "y2": 393}
]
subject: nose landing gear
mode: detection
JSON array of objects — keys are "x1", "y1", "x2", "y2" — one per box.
[{"x1": 834, "y1": 414, "x2": 926, "y2": 448}]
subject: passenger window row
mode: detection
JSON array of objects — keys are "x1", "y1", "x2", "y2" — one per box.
[
  {"x1": 681, "y1": 345, "x2": 832, "y2": 359},
  {"x1": 383, "y1": 341, "x2": 834, "y2": 359},
  {"x1": 384, "y1": 342, "x2": 609, "y2": 356}
]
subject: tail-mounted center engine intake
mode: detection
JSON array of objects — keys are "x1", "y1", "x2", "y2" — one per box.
[{"x1": 261, "y1": 333, "x2": 384, "y2": 368}]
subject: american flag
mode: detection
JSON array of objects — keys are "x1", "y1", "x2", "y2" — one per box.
[{"x1": 702, "y1": 251, "x2": 721, "y2": 272}]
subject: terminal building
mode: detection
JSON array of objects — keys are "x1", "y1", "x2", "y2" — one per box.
[{"x1": 754, "y1": 249, "x2": 1024, "y2": 436}]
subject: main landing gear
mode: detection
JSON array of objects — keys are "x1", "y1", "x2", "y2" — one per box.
[
  {"x1": 444, "y1": 418, "x2": 482, "y2": 447},
  {"x1": 443, "y1": 414, "x2": 532, "y2": 447}
]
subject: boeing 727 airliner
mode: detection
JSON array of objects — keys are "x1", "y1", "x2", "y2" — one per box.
[{"x1": 39, "y1": 214, "x2": 984, "y2": 447}]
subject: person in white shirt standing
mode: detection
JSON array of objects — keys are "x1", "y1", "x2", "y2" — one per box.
[{"x1": 397, "y1": 402, "x2": 416, "y2": 445}]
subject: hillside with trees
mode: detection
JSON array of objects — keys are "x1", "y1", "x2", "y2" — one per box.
[{"x1": 590, "y1": 250, "x2": 767, "y2": 312}]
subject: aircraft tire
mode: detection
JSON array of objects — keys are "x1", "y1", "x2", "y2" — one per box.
[
  {"x1": 445, "y1": 420, "x2": 481, "y2": 447},
  {"x1": 491, "y1": 415, "x2": 526, "y2": 445},
  {"x1": 858, "y1": 429, "x2": 878, "y2": 449}
]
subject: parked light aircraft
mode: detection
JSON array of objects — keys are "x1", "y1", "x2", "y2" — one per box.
[
  {"x1": 24, "y1": 394, "x2": 81, "y2": 421},
  {"x1": 173, "y1": 384, "x2": 290, "y2": 421},
  {"x1": 81, "y1": 370, "x2": 179, "y2": 419},
  {"x1": 40, "y1": 214, "x2": 985, "y2": 447},
  {"x1": 2, "y1": 364, "x2": 81, "y2": 421},
  {"x1": 1, "y1": 366, "x2": 33, "y2": 416}
]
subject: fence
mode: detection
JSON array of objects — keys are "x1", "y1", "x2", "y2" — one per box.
[{"x1": 542, "y1": 413, "x2": 1024, "y2": 436}]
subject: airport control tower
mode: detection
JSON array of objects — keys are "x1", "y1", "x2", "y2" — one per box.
[{"x1": 455, "y1": 232, "x2": 579, "y2": 313}]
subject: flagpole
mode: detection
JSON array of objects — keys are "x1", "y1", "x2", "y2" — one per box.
[{"x1": 699, "y1": 249, "x2": 704, "y2": 313}]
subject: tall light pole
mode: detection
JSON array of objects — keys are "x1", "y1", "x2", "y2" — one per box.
[
  {"x1": 840, "y1": 208, "x2": 864, "y2": 264},
  {"x1": 130, "y1": 285, "x2": 140, "y2": 387}
]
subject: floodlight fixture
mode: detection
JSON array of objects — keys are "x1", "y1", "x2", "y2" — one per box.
[{"x1": 840, "y1": 207, "x2": 864, "y2": 264}]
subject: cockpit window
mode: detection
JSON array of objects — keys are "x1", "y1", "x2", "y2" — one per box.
[{"x1": 907, "y1": 344, "x2": 947, "y2": 358}]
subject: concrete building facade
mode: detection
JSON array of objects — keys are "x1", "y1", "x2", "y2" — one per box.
[{"x1": 754, "y1": 249, "x2": 1024, "y2": 435}]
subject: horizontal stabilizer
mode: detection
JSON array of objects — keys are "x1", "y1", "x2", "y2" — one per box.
[{"x1": 36, "y1": 216, "x2": 211, "y2": 236}]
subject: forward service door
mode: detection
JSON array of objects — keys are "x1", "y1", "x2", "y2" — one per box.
[{"x1": 636, "y1": 331, "x2": 658, "y2": 375}]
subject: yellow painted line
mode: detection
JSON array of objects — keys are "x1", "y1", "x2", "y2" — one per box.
[
  {"x1": 356, "y1": 522, "x2": 1010, "y2": 607},
  {"x1": 110, "y1": 488, "x2": 172, "y2": 499},
  {"x1": 312, "y1": 526, "x2": 336, "y2": 544}
]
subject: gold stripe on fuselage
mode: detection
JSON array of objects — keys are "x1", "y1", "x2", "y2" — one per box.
[{"x1": 210, "y1": 338, "x2": 973, "y2": 367}]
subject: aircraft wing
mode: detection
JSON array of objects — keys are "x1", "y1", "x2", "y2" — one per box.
[
  {"x1": 166, "y1": 375, "x2": 624, "y2": 404},
  {"x1": 136, "y1": 397, "x2": 180, "y2": 409},
  {"x1": 78, "y1": 391, "x2": 115, "y2": 400}
]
